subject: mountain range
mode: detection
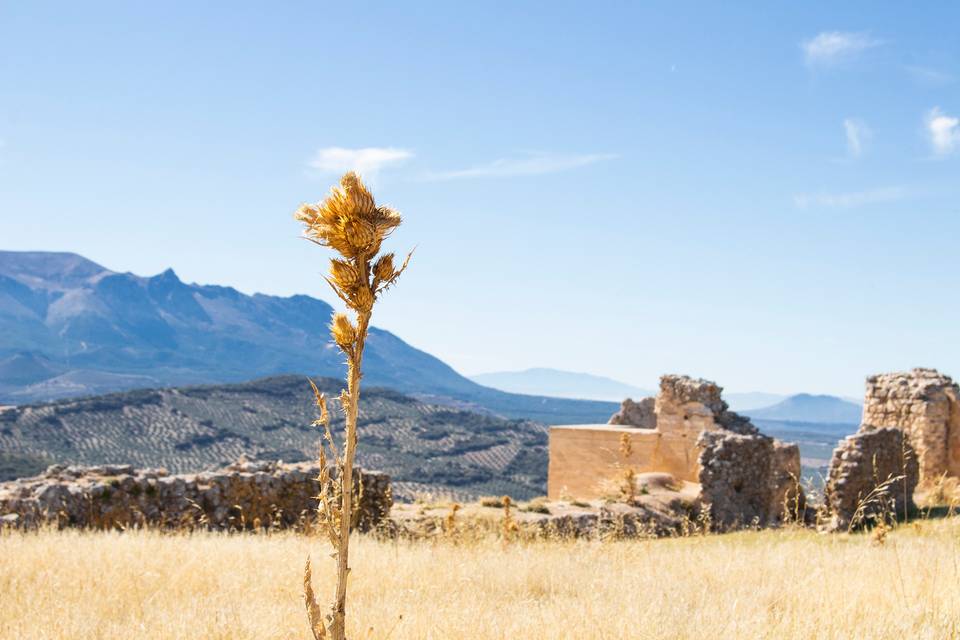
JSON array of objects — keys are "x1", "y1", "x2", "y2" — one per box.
[
  {"x1": 468, "y1": 367, "x2": 862, "y2": 420},
  {"x1": 0, "y1": 251, "x2": 615, "y2": 423},
  {"x1": 470, "y1": 368, "x2": 655, "y2": 402}
]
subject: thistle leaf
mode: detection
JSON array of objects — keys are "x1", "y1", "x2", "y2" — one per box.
[{"x1": 304, "y1": 557, "x2": 328, "y2": 639}]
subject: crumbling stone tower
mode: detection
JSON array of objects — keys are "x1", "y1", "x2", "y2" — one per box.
[{"x1": 860, "y1": 368, "x2": 960, "y2": 486}]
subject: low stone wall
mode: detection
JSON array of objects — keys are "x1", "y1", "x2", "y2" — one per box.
[
  {"x1": 823, "y1": 428, "x2": 918, "y2": 532},
  {"x1": 0, "y1": 459, "x2": 391, "y2": 532},
  {"x1": 698, "y1": 431, "x2": 803, "y2": 529}
]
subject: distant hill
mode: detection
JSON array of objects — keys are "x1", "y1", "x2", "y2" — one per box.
[
  {"x1": 0, "y1": 251, "x2": 615, "y2": 423},
  {"x1": 470, "y1": 368, "x2": 654, "y2": 402},
  {"x1": 723, "y1": 392, "x2": 788, "y2": 412},
  {"x1": 753, "y1": 418, "x2": 859, "y2": 484},
  {"x1": 0, "y1": 375, "x2": 550, "y2": 499},
  {"x1": 744, "y1": 394, "x2": 862, "y2": 425}
]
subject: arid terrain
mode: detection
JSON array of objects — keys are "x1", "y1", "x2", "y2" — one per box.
[{"x1": 2, "y1": 517, "x2": 959, "y2": 639}]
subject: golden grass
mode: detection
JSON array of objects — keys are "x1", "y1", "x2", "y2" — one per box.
[{"x1": 3, "y1": 521, "x2": 960, "y2": 639}]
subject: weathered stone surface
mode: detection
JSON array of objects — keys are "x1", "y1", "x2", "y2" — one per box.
[
  {"x1": 550, "y1": 374, "x2": 765, "y2": 499},
  {"x1": 0, "y1": 459, "x2": 391, "y2": 532},
  {"x1": 608, "y1": 397, "x2": 657, "y2": 428},
  {"x1": 656, "y1": 375, "x2": 758, "y2": 436},
  {"x1": 698, "y1": 431, "x2": 803, "y2": 529},
  {"x1": 823, "y1": 428, "x2": 918, "y2": 532},
  {"x1": 861, "y1": 368, "x2": 960, "y2": 486}
]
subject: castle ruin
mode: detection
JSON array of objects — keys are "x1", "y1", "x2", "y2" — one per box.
[
  {"x1": 859, "y1": 368, "x2": 960, "y2": 487},
  {"x1": 548, "y1": 374, "x2": 802, "y2": 527}
]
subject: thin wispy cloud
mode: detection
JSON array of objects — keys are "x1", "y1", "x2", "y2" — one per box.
[
  {"x1": 307, "y1": 146, "x2": 413, "y2": 179},
  {"x1": 903, "y1": 65, "x2": 954, "y2": 86},
  {"x1": 802, "y1": 31, "x2": 882, "y2": 65},
  {"x1": 423, "y1": 152, "x2": 617, "y2": 181},
  {"x1": 843, "y1": 118, "x2": 871, "y2": 158},
  {"x1": 794, "y1": 186, "x2": 908, "y2": 209},
  {"x1": 926, "y1": 107, "x2": 960, "y2": 156}
]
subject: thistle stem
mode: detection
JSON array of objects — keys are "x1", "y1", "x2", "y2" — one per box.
[{"x1": 331, "y1": 310, "x2": 370, "y2": 640}]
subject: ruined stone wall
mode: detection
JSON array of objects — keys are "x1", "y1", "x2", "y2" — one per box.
[
  {"x1": 698, "y1": 431, "x2": 803, "y2": 529},
  {"x1": 548, "y1": 375, "x2": 766, "y2": 500},
  {"x1": 0, "y1": 459, "x2": 391, "y2": 532},
  {"x1": 861, "y1": 368, "x2": 960, "y2": 485},
  {"x1": 823, "y1": 428, "x2": 918, "y2": 531},
  {"x1": 608, "y1": 397, "x2": 656, "y2": 428},
  {"x1": 547, "y1": 425, "x2": 702, "y2": 499}
]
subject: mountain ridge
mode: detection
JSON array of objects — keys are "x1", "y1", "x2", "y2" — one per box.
[
  {"x1": 470, "y1": 367, "x2": 654, "y2": 402},
  {"x1": 0, "y1": 251, "x2": 616, "y2": 423}
]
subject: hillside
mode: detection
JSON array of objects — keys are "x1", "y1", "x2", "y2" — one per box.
[
  {"x1": 0, "y1": 251, "x2": 616, "y2": 423},
  {"x1": 744, "y1": 393, "x2": 862, "y2": 424},
  {"x1": 0, "y1": 376, "x2": 549, "y2": 499}
]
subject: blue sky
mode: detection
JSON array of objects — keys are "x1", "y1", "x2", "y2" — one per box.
[{"x1": 1, "y1": 2, "x2": 958, "y2": 397}]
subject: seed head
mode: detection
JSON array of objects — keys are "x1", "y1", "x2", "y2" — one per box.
[
  {"x1": 373, "y1": 253, "x2": 395, "y2": 282},
  {"x1": 330, "y1": 259, "x2": 362, "y2": 290},
  {"x1": 349, "y1": 285, "x2": 374, "y2": 313},
  {"x1": 343, "y1": 219, "x2": 376, "y2": 255},
  {"x1": 330, "y1": 313, "x2": 356, "y2": 350},
  {"x1": 295, "y1": 172, "x2": 390, "y2": 260}
]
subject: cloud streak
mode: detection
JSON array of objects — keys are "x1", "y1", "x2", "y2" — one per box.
[
  {"x1": 307, "y1": 147, "x2": 413, "y2": 178},
  {"x1": 843, "y1": 118, "x2": 871, "y2": 158},
  {"x1": 904, "y1": 65, "x2": 954, "y2": 86},
  {"x1": 794, "y1": 186, "x2": 908, "y2": 209},
  {"x1": 926, "y1": 107, "x2": 960, "y2": 156},
  {"x1": 423, "y1": 152, "x2": 617, "y2": 180},
  {"x1": 802, "y1": 31, "x2": 882, "y2": 65}
]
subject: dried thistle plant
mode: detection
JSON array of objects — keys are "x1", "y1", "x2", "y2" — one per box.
[{"x1": 296, "y1": 172, "x2": 411, "y2": 640}]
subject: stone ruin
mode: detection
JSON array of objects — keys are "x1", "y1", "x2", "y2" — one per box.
[
  {"x1": 699, "y1": 431, "x2": 803, "y2": 529},
  {"x1": 0, "y1": 459, "x2": 391, "y2": 532},
  {"x1": 859, "y1": 368, "x2": 960, "y2": 487},
  {"x1": 548, "y1": 374, "x2": 803, "y2": 530},
  {"x1": 551, "y1": 369, "x2": 960, "y2": 534},
  {"x1": 823, "y1": 428, "x2": 918, "y2": 532},
  {"x1": 816, "y1": 367, "x2": 955, "y2": 531}
]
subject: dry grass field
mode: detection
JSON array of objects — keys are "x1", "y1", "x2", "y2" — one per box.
[{"x1": 2, "y1": 519, "x2": 960, "y2": 640}]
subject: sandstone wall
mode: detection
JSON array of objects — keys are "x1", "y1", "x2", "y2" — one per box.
[
  {"x1": 547, "y1": 425, "x2": 701, "y2": 499},
  {"x1": 549, "y1": 375, "x2": 764, "y2": 500},
  {"x1": 861, "y1": 368, "x2": 960, "y2": 486},
  {"x1": 698, "y1": 431, "x2": 803, "y2": 529},
  {"x1": 0, "y1": 459, "x2": 391, "y2": 532},
  {"x1": 823, "y1": 428, "x2": 918, "y2": 532}
]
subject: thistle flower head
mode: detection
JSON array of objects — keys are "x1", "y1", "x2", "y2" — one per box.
[
  {"x1": 330, "y1": 312, "x2": 356, "y2": 351},
  {"x1": 297, "y1": 172, "x2": 410, "y2": 334},
  {"x1": 350, "y1": 285, "x2": 374, "y2": 313},
  {"x1": 373, "y1": 253, "x2": 395, "y2": 282},
  {"x1": 330, "y1": 259, "x2": 361, "y2": 290},
  {"x1": 295, "y1": 172, "x2": 398, "y2": 259}
]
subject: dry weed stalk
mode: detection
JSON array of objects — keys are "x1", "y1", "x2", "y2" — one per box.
[
  {"x1": 296, "y1": 172, "x2": 411, "y2": 640},
  {"x1": 618, "y1": 433, "x2": 637, "y2": 502},
  {"x1": 847, "y1": 472, "x2": 905, "y2": 533},
  {"x1": 500, "y1": 496, "x2": 519, "y2": 542}
]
